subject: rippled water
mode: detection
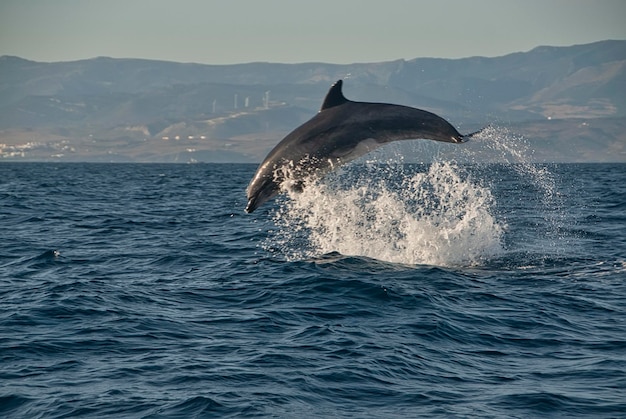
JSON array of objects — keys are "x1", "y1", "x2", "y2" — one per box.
[{"x1": 1, "y1": 157, "x2": 625, "y2": 418}]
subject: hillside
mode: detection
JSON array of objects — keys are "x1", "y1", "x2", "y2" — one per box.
[{"x1": 0, "y1": 40, "x2": 624, "y2": 162}]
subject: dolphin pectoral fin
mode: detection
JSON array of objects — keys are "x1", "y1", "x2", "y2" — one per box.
[{"x1": 329, "y1": 137, "x2": 381, "y2": 162}]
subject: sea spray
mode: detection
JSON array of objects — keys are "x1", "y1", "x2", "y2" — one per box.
[
  {"x1": 263, "y1": 124, "x2": 574, "y2": 265},
  {"x1": 467, "y1": 126, "x2": 567, "y2": 253},
  {"x1": 266, "y1": 161, "x2": 505, "y2": 266}
]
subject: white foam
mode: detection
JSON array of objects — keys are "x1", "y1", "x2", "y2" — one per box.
[
  {"x1": 266, "y1": 161, "x2": 505, "y2": 267},
  {"x1": 263, "y1": 125, "x2": 573, "y2": 266}
]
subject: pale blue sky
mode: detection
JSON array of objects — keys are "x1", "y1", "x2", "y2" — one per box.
[{"x1": 1, "y1": 0, "x2": 624, "y2": 64}]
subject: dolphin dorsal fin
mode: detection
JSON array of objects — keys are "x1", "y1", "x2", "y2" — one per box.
[{"x1": 320, "y1": 80, "x2": 348, "y2": 111}]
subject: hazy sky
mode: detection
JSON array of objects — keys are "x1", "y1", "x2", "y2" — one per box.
[{"x1": 1, "y1": 0, "x2": 625, "y2": 64}]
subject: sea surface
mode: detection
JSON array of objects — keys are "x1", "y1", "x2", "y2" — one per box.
[{"x1": 1, "y1": 153, "x2": 626, "y2": 417}]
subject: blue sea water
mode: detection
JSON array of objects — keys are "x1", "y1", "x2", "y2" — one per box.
[{"x1": 1, "y1": 158, "x2": 625, "y2": 418}]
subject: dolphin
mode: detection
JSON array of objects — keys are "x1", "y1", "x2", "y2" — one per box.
[{"x1": 245, "y1": 79, "x2": 480, "y2": 213}]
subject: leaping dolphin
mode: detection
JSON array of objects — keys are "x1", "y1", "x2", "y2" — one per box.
[{"x1": 245, "y1": 80, "x2": 481, "y2": 213}]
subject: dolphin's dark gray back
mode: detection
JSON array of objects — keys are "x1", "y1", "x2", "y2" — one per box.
[{"x1": 245, "y1": 80, "x2": 479, "y2": 213}]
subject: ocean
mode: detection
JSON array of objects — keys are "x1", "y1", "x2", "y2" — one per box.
[{"x1": 1, "y1": 148, "x2": 625, "y2": 417}]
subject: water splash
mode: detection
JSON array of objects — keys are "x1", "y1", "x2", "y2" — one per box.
[
  {"x1": 266, "y1": 161, "x2": 505, "y2": 266},
  {"x1": 469, "y1": 126, "x2": 559, "y2": 196},
  {"x1": 468, "y1": 126, "x2": 567, "y2": 252},
  {"x1": 263, "y1": 125, "x2": 568, "y2": 266}
]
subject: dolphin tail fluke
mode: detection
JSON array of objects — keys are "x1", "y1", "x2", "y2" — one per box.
[{"x1": 462, "y1": 125, "x2": 490, "y2": 141}]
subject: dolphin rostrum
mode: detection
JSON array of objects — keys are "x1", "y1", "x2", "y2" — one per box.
[{"x1": 245, "y1": 79, "x2": 480, "y2": 213}]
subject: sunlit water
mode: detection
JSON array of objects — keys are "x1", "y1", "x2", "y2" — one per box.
[{"x1": 1, "y1": 128, "x2": 625, "y2": 418}]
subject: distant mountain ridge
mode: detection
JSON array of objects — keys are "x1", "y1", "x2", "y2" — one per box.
[{"x1": 0, "y1": 40, "x2": 625, "y2": 162}]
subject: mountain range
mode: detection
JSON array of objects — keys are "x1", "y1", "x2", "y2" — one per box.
[{"x1": 0, "y1": 40, "x2": 624, "y2": 162}]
